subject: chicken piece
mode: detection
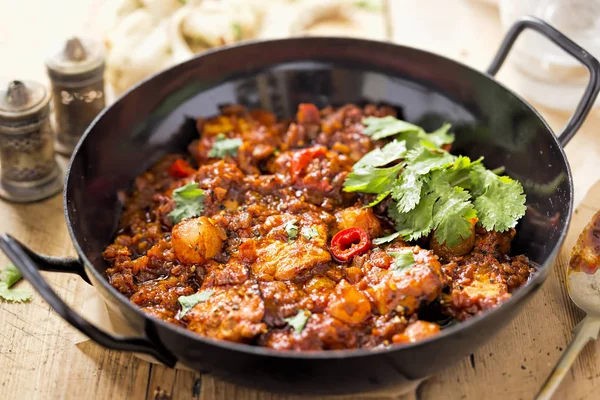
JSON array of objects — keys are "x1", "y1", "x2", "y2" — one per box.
[
  {"x1": 471, "y1": 227, "x2": 515, "y2": 258},
  {"x1": 201, "y1": 259, "x2": 249, "y2": 288},
  {"x1": 171, "y1": 216, "x2": 227, "y2": 264},
  {"x1": 366, "y1": 315, "x2": 408, "y2": 347},
  {"x1": 253, "y1": 239, "x2": 331, "y2": 281},
  {"x1": 431, "y1": 218, "x2": 476, "y2": 261},
  {"x1": 261, "y1": 214, "x2": 329, "y2": 246},
  {"x1": 501, "y1": 255, "x2": 532, "y2": 292},
  {"x1": 359, "y1": 247, "x2": 444, "y2": 316},
  {"x1": 184, "y1": 281, "x2": 266, "y2": 342},
  {"x1": 443, "y1": 257, "x2": 511, "y2": 320},
  {"x1": 304, "y1": 275, "x2": 337, "y2": 311},
  {"x1": 259, "y1": 281, "x2": 313, "y2": 327},
  {"x1": 392, "y1": 320, "x2": 440, "y2": 344},
  {"x1": 141, "y1": 306, "x2": 184, "y2": 326},
  {"x1": 334, "y1": 206, "x2": 382, "y2": 238},
  {"x1": 317, "y1": 104, "x2": 394, "y2": 162},
  {"x1": 130, "y1": 276, "x2": 195, "y2": 316},
  {"x1": 326, "y1": 279, "x2": 371, "y2": 324},
  {"x1": 262, "y1": 313, "x2": 358, "y2": 351}
]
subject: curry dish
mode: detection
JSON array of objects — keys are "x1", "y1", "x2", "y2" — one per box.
[{"x1": 103, "y1": 104, "x2": 532, "y2": 350}]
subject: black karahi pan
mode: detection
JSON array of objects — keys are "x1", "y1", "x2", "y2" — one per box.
[{"x1": 2, "y1": 17, "x2": 599, "y2": 395}]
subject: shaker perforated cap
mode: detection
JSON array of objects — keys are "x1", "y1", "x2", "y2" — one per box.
[
  {"x1": 45, "y1": 36, "x2": 105, "y2": 76},
  {"x1": 0, "y1": 80, "x2": 50, "y2": 123}
]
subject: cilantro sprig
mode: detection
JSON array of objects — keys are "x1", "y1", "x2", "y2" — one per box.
[
  {"x1": 302, "y1": 226, "x2": 319, "y2": 240},
  {"x1": 346, "y1": 116, "x2": 526, "y2": 246},
  {"x1": 0, "y1": 264, "x2": 32, "y2": 303},
  {"x1": 388, "y1": 249, "x2": 415, "y2": 275},
  {"x1": 169, "y1": 182, "x2": 206, "y2": 224},
  {"x1": 176, "y1": 290, "x2": 213, "y2": 319},
  {"x1": 209, "y1": 134, "x2": 242, "y2": 159},
  {"x1": 285, "y1": 309, "x2": 311, "y2": 333},
  {"x1": 284, "y1": 220, "x2": 299, "y2": 243}
]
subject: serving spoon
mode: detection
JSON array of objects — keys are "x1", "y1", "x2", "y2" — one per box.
[{"x1": 536, "y1": 210, "x2": 600, "y2": 399}]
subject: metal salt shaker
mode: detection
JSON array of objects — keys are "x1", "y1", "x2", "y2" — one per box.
[
  {"x1": 46, "y1": 37, "x2": 105, "y2": 155},
  {"x1": 0, "y1": 80, "x2": 63, "y2": 202}
]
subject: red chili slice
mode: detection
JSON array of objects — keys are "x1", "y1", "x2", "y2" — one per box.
[
  {"x1": 290, "y1": 146, "x2": 327, "y2": 181},
  {"x1": 330, "y1": 227, "x2": 371, "y2": 262},
  {"x1": 169, "y1": 159, "x2": 195, "y2": 178}
]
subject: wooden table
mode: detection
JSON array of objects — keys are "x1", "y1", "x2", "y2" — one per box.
[{"x1": 2, "y1": 1, "x2": 600, "y2": 399}]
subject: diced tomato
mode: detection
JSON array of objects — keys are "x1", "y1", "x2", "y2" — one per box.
[
  {"x1": 169, "y1": 159, "x2": 195, "y2": 178},
  {"x1": 296, "y1": 103, "x2": 321, "y2": 125},
  {"x1": 290, "y1": 146, "x2": 327, "y2": 181}
]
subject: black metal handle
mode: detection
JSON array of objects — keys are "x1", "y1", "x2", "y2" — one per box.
[
  {"x1": 11, "y1": 237, "x2": 92, "y2": 284},
  {"x1": 0, "y1": 234, "x2": 177, "y2": 368},
  {"x1": 487, "y1": 15, "x2": 600, "y2": 147}
]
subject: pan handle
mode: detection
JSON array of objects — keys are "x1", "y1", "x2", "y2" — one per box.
[
  {"x1": 10, "y1": 237, "x2": 92, "y2": 284},
  {"x1": 487, "y1": 15, "x2": 600, "y2": 147},
  {"x1": 0, "y1": 234, "x2": 177, "y2": 368}
]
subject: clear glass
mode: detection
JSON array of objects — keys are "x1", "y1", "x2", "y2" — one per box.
[{"x1": 499, "y1": 0, "x2": 600, "y2": 111}]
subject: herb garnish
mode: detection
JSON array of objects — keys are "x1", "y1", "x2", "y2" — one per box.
[
  {"x1": 344, "y1": 116, "x2": 526, "y2": 246},
  {"x1": 285, "y1": 309, "x2": 311, "y2": 333},
  {"x1": 361, "y1": 116, "x2": 454, "y2": 149},
  {"x1": 169, "y1": 182, "x2": 206, "y2": 224},
  {"x1": 176, "y1": 290, "x2": 214, "y2": 319},
  {"x1": 302, "y1": 226, "x2": 319, "y2": 241},
  {"x1": 284, "y1": 220, "x2": 299, "y2": 243},
  {"x1": 0, "y1": 264, "x2": 32, "y2": 303},
  {"x1": 232, "y1": 23, "x2": 243, "y2": 40},
  {"x1": 388, "y1": 249, "x2": 415, "y2": 275},
  {"x1": 208, "y1": 134, "x2": 242, "y2": 159},
  {"x1": 354, "y1": 0, "x2": 382, "y2": 11}
]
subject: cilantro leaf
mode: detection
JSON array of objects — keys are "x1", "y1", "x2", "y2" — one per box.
[
  {"x1": 445, "y1": 156, "x2": 483, "y2": 189},
  {"x1": 285, "y1": 309, "x2": 311, "y2": 333},
  {"x1": 431, "y1": 186, "x2": 477, "y2": 247},
  {"x1": 302, "y1": 226, "x2": 319, "y2": 240},
  {"x1": 0, "y1": 283, "x2": 32, "y2": 303},
  {"x1": 343, "y1": 164, "x2": 402, "y2": 194},
  {"x1": 169, "y1": 182, "x2": 206, "y2": 224},
  {"x1": 388, "y1": 249, "x2": 415, "y2": 275},
  {"x1": 354, "y1": 140, "x2": 407, "y2": 169},
  {"x1": 0, "y1": 265, "x2": 32, "y2": 303},
  {"x1": 426, "y1": 123, "x2": 455, "y2": 148},
  {"x1": 373, "y1": 231, "x2": 401, "y2": 245},
  {"x1": 208, "y1": 134, "x2": 243, "y2": 159},
  {"x1": 390, "y1": 147, "x2": 453, "y2": 213},
  {"x1": 177, "y1": 290, "x2": 213, "y2": 319},
  {"x1": 284, "y1": 220, "x2": 299, "y2": 242},
  {"x1": 345, "y1": 140, "x2": 406, "y2": 194},
  {"x1": 362, "y1": 116, "x2": 422, "y2": 140},
  {"x1": 355, "y1": 0, "x2": 382, "y2": 11},
  {"x1": 365, "y1": 190, "x2": 392, "y2": 208},
  {"x1": 232, "y1": 23, "x2": 243, "y2": 40},
  {"x1": 471, "y1": 168, "x2": 527, "y2": 232},
  {"x1": 362, "y1": 116, "x2": 454, "y2": 149},
  {"x1": 2, "y1": 264, "x2": 23, "y2": 287},
  {"x1": 348, "y1": 118, "x2": 526, "y2": 245},
  {"x1": 391, "y1": 190, "x2": 438, "y2": 241},
  {"x1": 391, "y1": 171, "x2": 423, "y2": 213},
  {"x1": 404, "y1": 146, "x2": 455, "y2": 175}
]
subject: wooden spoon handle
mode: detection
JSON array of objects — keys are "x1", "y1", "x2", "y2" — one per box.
[{"x1": 535, "y1": 316, "x2": 600, "y2": 400}]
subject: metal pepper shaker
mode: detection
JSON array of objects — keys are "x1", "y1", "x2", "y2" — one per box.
[
  {"x1": 46, "y1": 37, "x2": 105, "y2": 155},
  {"x1": 0, "y1": 80, "x2": 63, "y2": 202}
]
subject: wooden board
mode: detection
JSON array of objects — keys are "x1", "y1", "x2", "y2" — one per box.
[{"x1": 3, "y1": 0, "x2": 600, "y2": 399}]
